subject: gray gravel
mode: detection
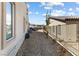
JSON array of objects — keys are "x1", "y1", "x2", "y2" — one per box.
[{"x1": 16, "y1": 31, "x2": 72, "y2": 56}]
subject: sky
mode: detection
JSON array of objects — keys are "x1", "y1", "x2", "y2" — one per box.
[
  {"x1": 27, "y1": 2, "x2": 79, "y2": 25},
  {"x1": 6, "y1": 2, "x2": 11, "y2": 25}
]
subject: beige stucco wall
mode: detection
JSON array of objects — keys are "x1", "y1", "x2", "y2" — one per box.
[
  {"x1": 66, "y1": 24, "x2": 77, "y2": 42},
  {"x1": 48, "y1": 18, "x2": 79, "y2": 55},
  {"x1": 0, "y1": 2, "x2": 29, "y2": 56},
  {"x1": 0, "y1": 3, "x2": 2, "y2": 50},
  {"x1": 49, "y1": 19, "x2": 65, "y2": 26},
  {"x1": 77, "y1": 24, "x2": 79, "y2": 42},
  {"x1": 48, "y1": 19, "x2": 77, "y2": 43},
  {"x1": 47, "y1": 16, "x2": 79, "y2": 55},
  {"x1": 48, "y1": 19, "x2": 66, "y2": 40},
  {"x1": 50, "y1": 26, "x2": 54, "y2": 38},
  {"x1": 50, "y1": 26, "x2": 57, "y2": 39},
  {"x1": 57, "y1": 24, "x2": 67, "y2": 41}
]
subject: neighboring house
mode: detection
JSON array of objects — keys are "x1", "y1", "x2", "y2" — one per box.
[
  {"x1": 30, "y1": 24, "x2": 44, "y2": 29},
  {"x1": 0, "y1": 2, "x2": 29, "y2": 56},
  {"x1": 47, "y1": 16, "x2": 79, "y2": 56},
  {"x1": 30, "y1": 24, "x2": 38, "y2": 28}
]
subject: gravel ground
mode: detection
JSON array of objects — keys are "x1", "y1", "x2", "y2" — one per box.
[{"x1": 16, "y1": 31, "x2": 72, "y2": 56}]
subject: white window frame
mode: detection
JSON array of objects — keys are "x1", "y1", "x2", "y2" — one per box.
[{"x1": 6, "y1": 2, "x2": 15, "y2": 41}]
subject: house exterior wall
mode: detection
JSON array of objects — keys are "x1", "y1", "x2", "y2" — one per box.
[
  {"x1": 57, "y1": 24, "x2": 67, "y2": 42},
  {"x1": 66, "y1": 24, "x2": 77, "y2": 42},
  {"x1": 0, "y1": 2, "x2": 29, "y2": 56},
  {"x1": 49, "y1": 26, "x2": 55, "y2": 38},
  {"x1": 48, "y1": 19, "x2": 78, "y2": 43},
  {"x1": 77, "y1": 23, "x2": 79, "y2": 42},
  {"x1": 48, "y1": 19, "x2": 66, "y2": 41},
  {"x1": 0, "y1": 3, "x2": 2, "y2": 50},
  {"x1": 51, "y1": 26, "x2": 57, "y2": 39},
  {"x1": 48, "y1": 18, "x2": 79, "y2": 55}
]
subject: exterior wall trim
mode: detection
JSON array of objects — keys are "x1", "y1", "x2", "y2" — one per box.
[{"x1": 1, "y1": 2, "x2": 4, "y2": 50}]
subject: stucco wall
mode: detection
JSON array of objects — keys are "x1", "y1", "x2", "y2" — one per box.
[
  {"x1": 48, "y1": 19, "x2": 66, "y2": 40},
  {"x1": 66, "y1": 24, "x2": 77, "y2": 42},
  {"x1": 48, "y1": 18, "x2": 79, "y2": 55},
  {"x1": 0, "y1": 3, "x2": 2, "y2": 50},
  {"x1": 57, "y1": 24, "x2": 67, "y2": 42},
  {"x1": 0, "y1": 2, "x2": 28, "y2": 56},
  {"x1": 48, "y1": 19, "x2": 77, "y2": 43}
]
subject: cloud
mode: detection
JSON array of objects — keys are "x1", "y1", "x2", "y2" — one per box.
[
  {"x1": 29, "y1": 11, "x2": 39, "y2": 15},
  {"x1": 35, "y1": 12, "x2": 39, "y2": 15},
  {"x1": 40, "y1": 2, "x2": 64, "y2": 10},
  {"x1": 76, "y1": 7, "x2": 79, "y2": 11},
  {"x1": 29, "y1": 11, "x2": 32, "y2": 14},
  {"x1": 40, "y1": 2, "x2": 52, "y2": 9},
  {"x1": 52, "y1": 13, "x2": 61, "y2": 16},
  {"x1": 42, "y1": 13, "x2": 46, "y2": 16},
  {"x1": 27, "y1": 4, "x2": 30, "y2": 8},
  {"x1": 40, "y1": 2, "x2": 46, "y2": 6},
  {"x1": 69, "y1": 8, "x2": 73, "y2": 11},
  {"x1": 44, "y1": 6, "x2": 52, "y2": 9},
  {"x1": 40, "y1": 2, "x2": 64, "y2": 7},
  {"x1": 48, "y1": 2, "x2": 64, "y2": 6},
  {"x1": 51, "y1": 10, "x2": 76, "y2": 16},
  {"x1": 67, "y1": 12, "x2": 75, "y2": 16},
  {"x1": 51, "y1": 10, "x2": 66, "y2": 16},
  {"x1": 51, "y1": 11, "x2": 75, "y2": 16},
  {"x1": 75, "y1": 2, "x2": 79, "y2": 4},
  {"x1": 41, "y1": 9, "x2": 76, "y2": 16}
]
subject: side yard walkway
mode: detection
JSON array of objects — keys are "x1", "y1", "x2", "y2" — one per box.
[{"x1": 16, "y1": 31, "x2": 72, "y2": 56}]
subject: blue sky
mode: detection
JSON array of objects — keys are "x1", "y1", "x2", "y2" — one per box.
[
  {"x1": 6, "y1": 2, "x2": 11, "y2": 25},
  {"x1": 27, "y1": 2, "x2": 79, "y2": 25}
]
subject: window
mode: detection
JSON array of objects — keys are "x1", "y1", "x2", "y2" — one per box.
[
  {"x1": 6, "y1": 3, "x2": 14, "y2": 40},
  {"x1": 53, "y1": 26, "x2": 55, "y2": 32},
  {"x1": 57, "y1": 25, "x2": 61, "y2": 35}
]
